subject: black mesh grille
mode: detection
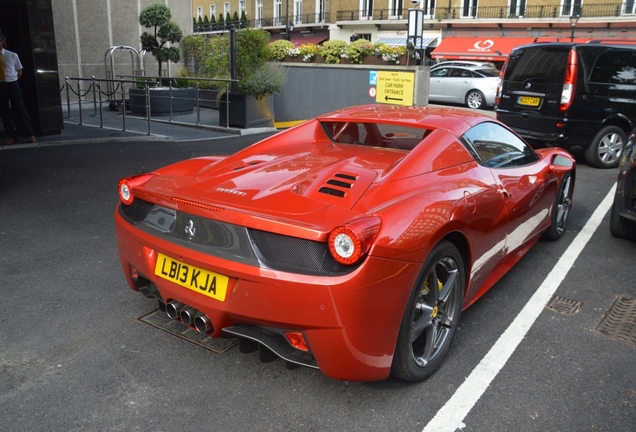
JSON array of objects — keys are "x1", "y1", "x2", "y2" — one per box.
[
  {"x1": 318, "y1": 187, "x2": 346, "y2": 197},
  {"x1": 119, "y1": 198, "x2": 154, "y2": 222},
  {"x1": 335, "y1": 173, "x2": 357, "y2": 180},
  {"x1": 327, "y1": 179, "x2": 352, "y2": 188},
  {"x1": 249, "y1": 229, "x2": 357, "y2": 276}
]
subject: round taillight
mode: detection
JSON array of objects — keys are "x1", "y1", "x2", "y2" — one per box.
[
  {"x1": 329, "y1": 226, "x2": 362, "y2": 265},
  {"x1": 118, "y1": 178, "x2": 134, "y2": 205},
  {"x1": 328, "y1": 217, "x2": 381, "y2": 265}
]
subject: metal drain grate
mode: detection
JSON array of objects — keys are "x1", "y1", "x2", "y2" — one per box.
[
  {"x1": 138, "y1": 309, "x2": 237, "y2": 353},
  {"x1": 546, "y1": 295, "x2": 583, "y2": 315},
  {"x1": 595, "y1": 295, "x2": 636, "y2": 348}
]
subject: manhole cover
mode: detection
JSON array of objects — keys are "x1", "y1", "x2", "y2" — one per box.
[
  {"x1": 546, "y1": 295, "x2": 583, "y2": 315},
  {"x1": 138, "y1": 309, "x2": 237, "y2": 353},
  {"x1": 595, "y1": 295, "x2": 636, "y2": 348}
]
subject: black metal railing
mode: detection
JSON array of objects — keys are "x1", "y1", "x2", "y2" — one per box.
[
  {"x1": 330, "y1": 3, "x2": 633, "y2": 22},
  {"x1": 194, "y1": 13, "x2": 330, "y2": 33},
  {"x1": 193, "y1": 4, "x2": 633, "y2": 34}
]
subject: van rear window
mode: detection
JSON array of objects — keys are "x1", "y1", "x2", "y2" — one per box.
[
  {"x1": 504, "y1": 47, "x2": 569, "y2": 83},
  {"x1": 589, "y1": 51, "x2": 636, "y2": 84}
]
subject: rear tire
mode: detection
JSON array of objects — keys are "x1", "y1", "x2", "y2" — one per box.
[
  {"x1": 465, "y1": 90, "x2": 485, "y2": 109},
  {"x1": 584, "y1": 126, "x2": 626, "y2": 169},
  {"x1": 391, "y1": 241, "x2": 464, "y2": 382},
  {"x1": 609, "y1": 198, "x2": 636, "y2": 239}
]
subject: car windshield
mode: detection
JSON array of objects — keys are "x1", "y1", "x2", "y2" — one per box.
[{"x1": 322, "y1": 121, "x2": 428, "y2": 150}]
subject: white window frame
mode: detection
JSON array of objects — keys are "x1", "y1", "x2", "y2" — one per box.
[
  {"x1": 461, "y1": 0, "x2": 478, "y2": 18},
  {"x1": 360, "y1": 0, "x2": 374, "y2": 20},
  {"x1": 316, "y1": 0, "x2": 327, "y2": 22},
  {"x1": 389, "y1": 0, "x2": 404, "y2": 19},
  {"x1": 224, "y1": 2, "x2": 230, "y2": 19},
  {"x1": 210, "y1": 5, "x2": 216, "y2": 21},
  {"x1": 294, "y1": 0, "x2": 303, "y2": 24},
  {"x1": 507, "y1": 0, "x2": 525, "y2": 17},
  {"x1": 197, "y1": 6, "x2": 203, "y2": 19},
  {"x1": 274, "y1": 0, "x2": 282, "y2": 26},
  {"x1": 559, "y1": 0, "x2": 583, "y2": 17},
  {"x1": 256, "y1": 0, "x2": 264, "y2": 26},
  {"x1": 422, "y1": 0, "x2": 436, "y2": 18}
]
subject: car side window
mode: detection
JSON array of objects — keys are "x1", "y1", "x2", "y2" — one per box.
[
  {"x1": 431, "y1": 68, "x2": 450, "y2": 78},
  {"x1": 450, "y1": 68, "x2": 471, "y2": 78},
  {"x1": 589, "y1": 51, "x2": 636, "y2": 85},
  {"x1": 462, "y1": 122, "x2": 539, "y2": 168}
]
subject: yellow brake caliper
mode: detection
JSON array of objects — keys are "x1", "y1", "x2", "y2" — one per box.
[{"x1": 422, "y1": 278, "x2": 444, "y2": 318}]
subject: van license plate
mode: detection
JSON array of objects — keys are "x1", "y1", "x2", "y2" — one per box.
[{"x1": 517, "y1": 96, "x2": 541, "y2": 107}]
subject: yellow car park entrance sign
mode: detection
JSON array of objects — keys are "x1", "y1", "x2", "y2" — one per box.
[{"x1": 375, "y1": 71, "x2": 415, "y2": 106}]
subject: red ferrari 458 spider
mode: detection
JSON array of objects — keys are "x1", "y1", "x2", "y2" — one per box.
[{"x1": 114, "y1": 104, "x2": 575, "y2": 382}]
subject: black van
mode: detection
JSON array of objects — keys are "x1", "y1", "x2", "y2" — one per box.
[{"x1": 496, "y1": 41, "x2": 636, "y2": 168}]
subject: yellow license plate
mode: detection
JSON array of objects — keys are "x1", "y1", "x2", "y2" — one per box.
[
  {"x1": 154, "y1": 253, "x2": 229, "y2": 302},
  {"x1": 517, "y1": 96, "x2": 541, "y2": 107}
]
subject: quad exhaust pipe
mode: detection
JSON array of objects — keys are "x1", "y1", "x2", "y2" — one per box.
[
  {"x1": 166, "y1": 301, "x2": 185, "y2": 319},
  {"x1": 166, "y1": 301, "x2": 213, "y2": 334}
]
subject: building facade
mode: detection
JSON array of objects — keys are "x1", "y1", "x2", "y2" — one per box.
[{"x1": 191, "y1": 0, "x2": 636, "y2": 63}]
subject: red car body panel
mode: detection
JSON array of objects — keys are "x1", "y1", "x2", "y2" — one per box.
[{"x1": 114, "y1": 104, "x2": 575, "y2": 381}]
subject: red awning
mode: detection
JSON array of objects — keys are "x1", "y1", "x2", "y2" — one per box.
[
  {"x1": 431, "y1": 37, "x2": 536, "y2": 61},
  {"x1": 290, "y1": 36, "x2": 327, "y2": 47}
]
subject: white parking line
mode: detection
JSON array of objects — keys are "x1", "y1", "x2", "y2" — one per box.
[{"x1": 423, "y1": 184, "x2": 617, "y2": 432}]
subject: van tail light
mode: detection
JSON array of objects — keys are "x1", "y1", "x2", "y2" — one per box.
[
  {"x1": 560, "y1": 49, "x2": 578, "y2": 112},
  {"x1": 495, "y1": 67, "x2": 505, "y2": 105},
  {"x1": 328, "y1": 216, "x2": 381, "y2": 265},
  {"x1": 118, "y1": 174, "x2": 153, "y2": 206}
]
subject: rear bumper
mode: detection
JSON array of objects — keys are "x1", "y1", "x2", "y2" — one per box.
[
  {"x1": 496, "y1": 110, "x2": 602, "y2": 149},
  {"x1": 114, "y1": 209, "x2": 420, "y2": 381}
]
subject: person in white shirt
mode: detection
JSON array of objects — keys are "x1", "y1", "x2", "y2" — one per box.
[{"x1": 0, "y1": 33, "x2": 36, "y2": 145}]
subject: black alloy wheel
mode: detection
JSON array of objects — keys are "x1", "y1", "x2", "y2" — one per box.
[
  {"x1": 543, "y1": 173, "x2": 573, "y2": 241},
  {"x1": 391, "y1": 241, "x2": 464, "y2": 382}
]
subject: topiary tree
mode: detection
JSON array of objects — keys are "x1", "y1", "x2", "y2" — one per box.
[{"x1": 139, "y1": 3, "x2": 183, "y2": 77}]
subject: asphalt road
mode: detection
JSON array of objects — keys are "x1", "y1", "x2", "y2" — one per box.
[{"x1": 1, "y1": 134, "x2": 634, "y2": 432}]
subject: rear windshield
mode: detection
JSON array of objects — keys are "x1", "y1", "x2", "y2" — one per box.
[
  {"x1": 504, "y1": 46, "x2": 570, "y2": 83},
  {"x1": 474, "y1": 68, "x2": 500, "y2": 77},
  {"x1": 322, "y1": 121, "x2": 428, "y2": 150},
  {"x1": 589, "y1": 51, "x2": 636, "y2": 84}
]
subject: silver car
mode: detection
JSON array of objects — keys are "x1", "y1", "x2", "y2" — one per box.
[
  {"x1": 429, "y1": 66, "x2": 500, "y2": 109},
  {"x1": 431, "y1": 60, "x2": 498, "y2": 69}
]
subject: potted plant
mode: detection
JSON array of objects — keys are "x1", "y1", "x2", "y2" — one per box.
[
  {"x1": 319, "y1": 39, "x2": 347, "y2": 64},
  {"x1": 374, "y1": 42, "x2": 408, "y2": 64},
  {"x1": 267, "y1": 39, "x2": 297, "y2": 62},
  {"x1": 343, "y1": 39, "x2": 375, "y2": 64},
  {"x1": 131, "y1": 3, "x2": 194, "y2": 115},
  {"x1": 207, "y1": 29, "x2": 287, "y2": 128}
]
